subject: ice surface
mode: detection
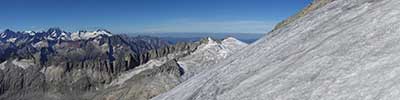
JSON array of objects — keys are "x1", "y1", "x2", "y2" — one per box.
[{"x1": 153, "y1": 0, "x2": 400, "y2": 100}]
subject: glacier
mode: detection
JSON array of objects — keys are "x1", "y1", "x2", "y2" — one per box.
[
  {"x1": 153, "y1": 0, "x2": 400, "y2": 100},
  {"x1": 178, "y1": 37, "x2": 247, "y2": 80}
]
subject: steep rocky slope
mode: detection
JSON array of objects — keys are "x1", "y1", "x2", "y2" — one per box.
[{"x1": 154, "y1": 0, "x2": 400, "y2": 100}]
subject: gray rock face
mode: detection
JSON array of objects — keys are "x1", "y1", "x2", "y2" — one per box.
[
  {"x1": 142, "y1": 42, "x2": 201, "y2": 61},
  {"x1": 0, "y1": 61, "x2": 46, "y2": 100},
  {"x1": 92, "y1": 60, "x2": 183, "y2": 100}
]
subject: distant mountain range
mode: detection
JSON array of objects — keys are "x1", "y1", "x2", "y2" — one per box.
[{"x1": 0, "y1": 28, "x2": 114, "y2": 42}]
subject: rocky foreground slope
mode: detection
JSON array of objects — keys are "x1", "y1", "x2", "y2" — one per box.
[{"x1": 154, "y1": 0, "x2": 400, "y2": 100}]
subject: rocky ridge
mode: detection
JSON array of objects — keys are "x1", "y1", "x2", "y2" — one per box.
[{"x1": 273, "y1": 0, "x2": 336, "y2": 31}]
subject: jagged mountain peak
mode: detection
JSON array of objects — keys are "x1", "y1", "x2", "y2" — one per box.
[
  {"x1": 45, "y1": 28, "x2": 70, "y2": 40},
  {"x1": 0, "y1": 29, "x2": 20, "y2": 42},
  {"x1": 3, "y1": 29, "x2": 14, "y2": 33},
  {"x1": 47, "y1": 27, "x2": 65, "y2": 33},
  {"x1": 0, "y1": 29, "x2": 14, "y2": 38},
  {"x1": 95, "y1": 29, "x2": 113, "y2": 36},
  {"x1": 95, "y1": 29, "x2": 111, "y2": 33},
  {"x1": 198, "y1": 37, "x2": 217, "y2": 44},
  {"x1": 0, "y1": 28, "x2": 118, "y2": 43}
]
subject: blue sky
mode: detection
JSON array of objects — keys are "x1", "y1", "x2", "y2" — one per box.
[{"x1": 1, "y1": 0, "x2": 311, "y2": 33}]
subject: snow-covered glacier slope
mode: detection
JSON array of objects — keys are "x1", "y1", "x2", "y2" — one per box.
[
  {"x1": 154, "y1": 0, "x2": 400, "y2": 100},
  {"x1": 178, "y1": 37, "x2": 247, "y2": 80}
]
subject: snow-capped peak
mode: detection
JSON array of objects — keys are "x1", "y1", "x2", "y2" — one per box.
[
  {"x1": 199, "y1": 37, "x2": 217, "y2": 44},
  {"x1": 45, "y1": 28, "x2": 71, "y2": 40},
  {"x1": 47, "y1": 28, "x2": 64, "y2": 35},
  {"x1": 206, "y1": 37, "x2": 217, "y2": 44},
  {"x1": 23, "y1": 31, "x2": 36, "y2": 36},
  {"x1": 94, "y1": 29, "x2": 113, "y2": 36},
  {"x1": 222, "y1": 37, "x2": 248, "y2": 47},
  {"x1": 3, "y1": 29, "x2": 14, "y2": 33},
  {"x1": 71, "y1": 29, "x2": 113, "y2": 40},
  {"x1": 197, "y1": 37, "x2": 247, "y2": 51},
  {"x1": 0, "y1": 28, "x2": 116, "y2": 42}
]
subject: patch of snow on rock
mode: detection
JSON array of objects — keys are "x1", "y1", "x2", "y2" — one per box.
[
  {"x1": 0, "y1": 61, "x2": 6, "y2": 70},
  {"x1": 6, "y1": 38, "x2": 17, "y2": 42},
  {"x1": 12, "y1": 59, "x2": 35, "y2": 69}
]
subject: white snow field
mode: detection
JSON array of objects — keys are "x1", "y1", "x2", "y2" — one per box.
[
  {"x1": 71, "y1": 30, "x2": 112, "y2": 40},
  {"x1": 153, "y1": 0, "x2": 400, "y2": 100},
  {"x1": 178, "y1": 37, "x2": 247, "y2": 80}
]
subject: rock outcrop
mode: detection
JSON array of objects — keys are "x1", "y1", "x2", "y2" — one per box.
[{"x1": 93, "y1": 60, "x2": 183, "y2": 100}]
